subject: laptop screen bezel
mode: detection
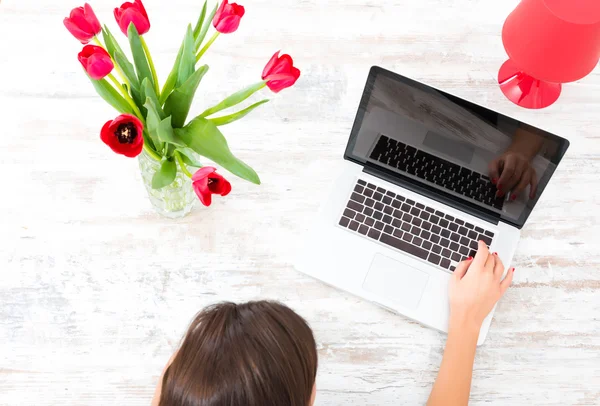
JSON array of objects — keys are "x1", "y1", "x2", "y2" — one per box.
[{"x1": 343, "y1": 66, "x2": 570, "y2": 230}]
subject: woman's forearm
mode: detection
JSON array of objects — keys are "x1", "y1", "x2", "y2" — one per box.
[{"x1": 427, "y1": 316, "x2": 480, "y2": 406}]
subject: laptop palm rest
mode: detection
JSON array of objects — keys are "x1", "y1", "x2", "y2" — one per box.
[{"x1": 362, "y1": 253, "x2": 430, "y2": 310}]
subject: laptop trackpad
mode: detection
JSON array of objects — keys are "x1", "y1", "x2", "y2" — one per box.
[{"x1": 362, "y1": 254, "x2": 430, "y2": 310}]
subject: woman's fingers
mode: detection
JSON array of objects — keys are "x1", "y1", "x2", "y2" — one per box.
[
  {"x1": 472, "y1": 240, "x2": 490, "y2": 271},
  {"x1": 511, "y1": 167, "x2": 533, "y2": 200},
  {"x1": 453, "y1": 257, "x2": 472, "y2": 280},
  {"x1": 493, "y1": 254, "x2": 505, "y2": 281},
  {"x1": 529, "y1": 170, "x2": 539, "y2": 199},
  {"x1": 500, "y1": 266, "x2": 515, "y2": 295},
  {"x1": 484, "y1": 251, "x2": 496, "y2": 272}
]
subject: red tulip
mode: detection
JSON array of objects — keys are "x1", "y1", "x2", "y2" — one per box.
[
  {"x1": 114, "y1": 0, "x2": 150, "y2": 36},
  {"x1": 78, "y1": 45, "x2": 114, "y2": 80},
  {"x1": 192, "y1": 167, "x2": 232, "y2": 206},
  {"x1": 100, "y1": 114, "x2": 145, "y2": 158},
  {"x1": 212, "y1": 0, "x2": 245, "y2": 34},
  {"x1": 261, "y1": 51, "x2": 301, "y2": 93},
  {"x1": 64, "y1": 3, "x2": 102, "y2": 44}
]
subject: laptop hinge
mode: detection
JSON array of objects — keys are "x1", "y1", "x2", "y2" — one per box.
[{"x1": 362, "y1": 164, "x2": 500, "y2": 226}]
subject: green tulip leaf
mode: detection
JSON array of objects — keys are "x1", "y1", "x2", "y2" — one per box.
[
  {"x1": 177, "y1": 147, "x2": 203, "y2": 168},
  {"x1": 175, "y1": 117, "x2": 260, "y2": 185},
  {"x1": 200, "y1": 81, "x2": 266, "y2": 118},
  {"x1": 195, "y1": 1, "x2": 218, "y2": 51},
  {"x1": 102, "y1": 26, "x2": 126, "y2": 60},
  {"x1": 88, "y1": 74, "x2": 134, "y2": 115},
  {"x1": 113, "y1": 50, "x2": 140, "y2": 91},
  {"x1": 127, "y1": 24, "x2": 154, "y2": 92},
  {"x1": 142, "y1": 78, "x2": 164, "y2": 119},
  {"x1": 192, "y1": 0, "x2": 208, "y2": 41},
  {"x1": 159, "y1": 47, "x2": 182, "y2": 105},
  {"x1": 145, "y1": 99, "x2": 184, "y2": 148},
  {"x1": 152, "y1": 158, "x2": 177, "y2": 189},
  {"x1": 209, "y1": 99, "x2": 270, "y2": 126},
  {"x1": 177, "y1": 25, "x2": 196, "y2": 88},
  {"x1": 164, "y1": 65, "x2": 209, "y2": 128}
]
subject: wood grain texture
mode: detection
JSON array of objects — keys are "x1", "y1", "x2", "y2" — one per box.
[{"x1": 0, "y1": 0, "x2": 599, "y2": 405}]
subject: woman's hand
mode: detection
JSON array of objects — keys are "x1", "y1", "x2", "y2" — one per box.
[
  {"x1": 488, "y1": 151, "x2": 538, "y2": 201},
  {"x1": 449, "y1": 241, "x2": 514, "y2": 330}
]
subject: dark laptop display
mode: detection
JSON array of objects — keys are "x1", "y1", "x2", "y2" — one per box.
[{"x1": 344, "y1": 67, "x2": 569, "y2": 228}]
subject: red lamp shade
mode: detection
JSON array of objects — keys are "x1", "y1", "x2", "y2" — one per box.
[{"x1": 498, "y1": 0, "x2": 600, "y2": 109}]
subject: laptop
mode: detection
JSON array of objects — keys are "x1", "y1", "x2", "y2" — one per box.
[{"x1": 295, "y1": 66, "x2": 569, "y2": 345}]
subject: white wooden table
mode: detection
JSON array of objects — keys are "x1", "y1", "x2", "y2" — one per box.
[{"x1": 1, "y1": 0, "x2": 599, "y2": 404}]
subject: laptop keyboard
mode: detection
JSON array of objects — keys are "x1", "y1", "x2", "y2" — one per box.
[
  {"x1": 369, "y1": 135, "x2": 504, "y2": 210},
  {"x1": 339, "y1": 179, "x2": 495, "y2": 272}
]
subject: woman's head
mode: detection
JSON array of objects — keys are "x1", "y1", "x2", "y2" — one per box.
[{"x1": 158, "y1": 301, "x2": 318, "y2": 406}]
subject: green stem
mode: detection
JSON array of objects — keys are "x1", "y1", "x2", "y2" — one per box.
[
  {"x1": 93, "y1": 36, "x2": 128, "y2": 86},
  {"x1": 144, "y1": 144, "x2": 161, "y2": 161},
  {"x1": 140, "y1": 36, "x2": 160, "y2": 98},
  {"x1": 107, "y1": 74, "x2": 143, "y2": 119},
  {"x1": 175, "y1": 152, "x2": 193, "y2": 178},
  {"x1": 195, "y1": 32, "x2": 219, "y2": 63}
]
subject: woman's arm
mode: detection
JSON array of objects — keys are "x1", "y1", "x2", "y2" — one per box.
[{"x1": 427, "y1": 242, "x2": 514, "y2": 406}]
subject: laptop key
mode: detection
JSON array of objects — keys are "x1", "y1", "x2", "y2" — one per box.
[
  {"x1": 431, "y1": 225, "x2": 442, "y2": 234},
  {"x1": 413, "y1": 237, "x2": 423, "y2": 246},
  {"x1": 475, "y1": 226, "x2": 484, "y2": 233},
  {"x1": 379, "y1": 233, "x2": 429, "y2": 260},
  {"x1": 364, "y1": 188, "x2": 374, "y2": 197},
  {"x1": 440, "y1": 258, "x2": 451, "y2": 269},
  {"x1": 432, "y1": 244, "x2": 442, "y2": 254},
  {"x1": 366, "y1": 183, "x2": 376, "y2": 190},
  {"x1": 368, "y1": 228, "x2": 381, "y2": 239},
  {"x1": 425, "y1": 206, "x2": 435, "y2": 213},
  {"x1": 355, "y1": 213, "x2": 365, "y2": 223},
  {"x1": 451, "y1": 252, "x2": 461, "y2": 262},
  {"x1": 450, "y1": 233, "x2": 460, "y2": 242},
  {"x1": 402, "y1": 233, "x2": 413, "y2": 243},
  {"x1": 431, "y1": 234, "x2": 440, "y2": 244},
  {"x1": 416, "y1": 203, "x2": 425, "y2": 210},
  {"x1": 392, "y1": 219, "x2": 402, "y2": 228},
  {"x1": 439, "y1": 218, "x2": 449, "y2": 228},
  {"x1": 357, "y1": 179, "x2": 366, "y2": 186},
  {"x1": 348, "y1": 201, "x2": 363, "y2": 212},
  {"x1": 402, "y1": 213, "x2": 412, "y2": 222},
  {"x1": 441, "y1": 229, "x2": 451, "y2": 238},
  {"x1": 479, "y1": 234, "x2": 493, "y2": 246},
  {"x1": 382, "y1": 196, "x2": 392, "y2": 205},
  {"x1": 469, "y1": 240, "x2": 478, "y2": 250},
  {"x1": 401, "y1": 222, "x2": 412, "y2": 232},
  {"x1": 449, "y1": 242, "x2": 459, "y2": 251},
  {"x1": 411, "y1": 226, "x2": 421, "y2": 236},
  {"x1": 365, "y1": 217, "x2": 375, "y2": 227},
  {"x1": 354, "y1": 185, "x2": 365, "y2": 194},
  {"x1": 374, "y1": 202, "x2": 384, "y2": 211},
  {"x1": 412, "y1": 218, "x2": 423, "y2": 227},
  {"x1": 458, "y1": 226, "x2": 468, "y2": 236},
  {"x1": 440, "y1": 238, "x2": 450, "y2": 248},
  {"x1": 422, "y1": 240, "x2": 432, "y2": 250},
  {"x1": 343, "y1": 209, "x2": 355, "y2": 219},
  {"x1": 420, "y1": 212, "x2": 430, "y2": 221},
  {"x1": 386, "y1": 191, "x2": 396, "y2": 198},
  {"x1": 349, "y1": 221, "x2": 359, "y2": 231},
  {"x1": 468, "y1": 230, "x2": 478, "y2": 240},
  {"x1": 442, "y1": 248, "x2": 452, "y2": 258},
  {"x1": 421, "y1": 230, "x2": 431, "y2": 240},
  {"x1": 460, "y1": 237, "x2": 470, "y2": 246},
  {"x1": 465, "y1": 223, "x2": 475, "y2": 230},
  {"x1": 459, "y1": 245, "x2": 469, "y2": 255},
  {"x1": 383, "y1": 206, "x2": 394, "y2": 215},
  {"x1": 384, "y1": 225, "x2": 394, "y2": 234},
  {"x1": 393, "y1": 229, "x2": 403, "y2": 239},
  {"x1": 422, "y1": 221, "x2": 432, "y2": 231},
  {"x1": 449, "y1": 223, "x2": 458, "y2": 232},
  {"x1": 339, "y1": 217, "x2": 350, "y2": 227},
  {"x1": 365, "y1": 198, "x2": 375, "y2": 207},
  {"x1": 374, "y1": 221, "x2": 385, "y2": 231},
  {"x1": 376, "y1": 187, "x2": 386, "y2": 194},
  {"x1": 484, "y1": 230, "x2": 494, "y2": 237},
  {"x1": 392, "y1": 199, "x2": 402, "y2": 209},
  {"x1": 410, "y1": 207, "x2": 421, "y2": 216},
  {"x1": 364, "y1": 207, "x2": 374, "y2": 216},
  {"x1": 373, "y1": 192, "x2": 384, "y2": 201},
  {"x1": 373, "y1": 211, "x2": 383, "y2": 220},
  {"x1": 358, "y1": 225, "x2": 369, "y2": 235},
  {"x1": 383, "y1": 215, "x2": 393, "y2": 224},
  {"x1": 401, "y1": 203, "x2": 411, "y2": 212},
  {"x1": 428, "y1": 253, "x2": 441, "y2": 265},
  {"x1": 456, "y1": 219, "x2": 465, "y2": 226}
]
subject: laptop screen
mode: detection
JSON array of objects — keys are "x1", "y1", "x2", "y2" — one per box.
[{"x1": 345, "y1": 67, "x2": 570, "y2": 228}]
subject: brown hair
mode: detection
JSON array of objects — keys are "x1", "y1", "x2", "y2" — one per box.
[{"x1": 159, "y1": 301, "x2": 318, "y2": 406}]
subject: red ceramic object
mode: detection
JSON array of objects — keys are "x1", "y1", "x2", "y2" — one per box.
[{"x1": 499, "y1": 0, "x2": 600, "y2": 109}]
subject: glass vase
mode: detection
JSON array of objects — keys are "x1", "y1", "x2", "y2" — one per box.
[{"x1": 138, "y1": 150, "x2": 196, "y2": 219}]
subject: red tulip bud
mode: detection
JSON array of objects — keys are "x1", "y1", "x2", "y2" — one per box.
[
  {"x1": 78, "y1": 45, "x2": 114, "y2": 80},
  {"x1": 114, "y1": 0, "x2": 151, "y2": 36},
  {"x1": 261, "y1": 51, "x2": 301, "y2": 93},
  {"x1": 64, "y1": 3, "x2": 101, "y2": 44},
  {"x1": 213, "y1": 0, "x2": 245, "y2": 34}
]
